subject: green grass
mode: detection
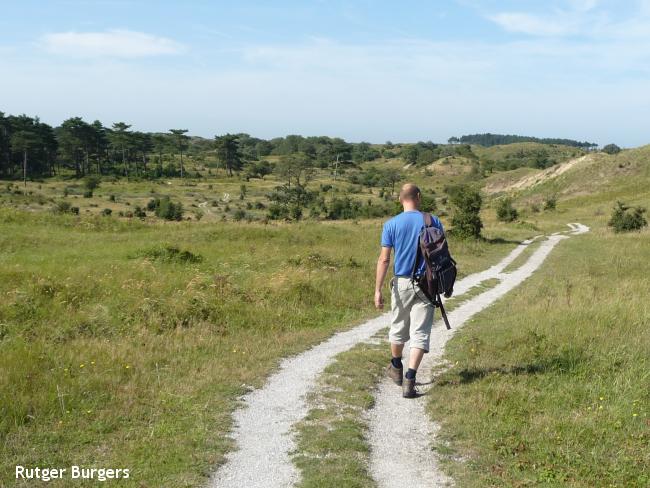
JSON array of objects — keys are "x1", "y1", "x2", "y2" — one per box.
[
  {"x1": 0, "y1": 138, "x2": 647, "y2": 487},
  {"x1": 428, "y1": 227, "x2": 650, "y2": 487},
  {"x1": 292, "y1": 333, "x2": 387, "y2": 488},
  {"x1": 0, "y1": 205, "x2": 524, "y2": 487},
  {"x1": 0, "y1": 210, "x2": 381, "y2": 487}
]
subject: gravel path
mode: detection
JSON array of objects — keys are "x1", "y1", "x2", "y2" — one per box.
[
  {"x1": 367, "y1": 223, "x2": 589, "y2": 488},
  {"x1": 209, "y1": 224, "x2": 588, "y2": 487}
]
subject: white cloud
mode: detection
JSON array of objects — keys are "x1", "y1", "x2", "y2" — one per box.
[
  {"x1": 488, "y1": 12, "x2": 574, "y2": 36},
  {"x1": 567, "y1": 0, "x2": 599, "y2": 12},
  {"x1": 40, "y1": 30, "x2": 184, "y2": 58}
]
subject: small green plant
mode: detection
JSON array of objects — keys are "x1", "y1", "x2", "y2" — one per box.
[
  {"x1": 133, "y1": 206, "x2": 146, "y2": 219},
  {"x1": 83, "y1": 190, "x2": 93, "y2": 198},
  {"x1": 101, "y1": 208, "x2": 112, "y2": 216},
  {"x1": 448, "y1": 185, "x2": 483, "y2": 239},
  {"x1": 608, "y1": 201, "x2": 647, "y2": 233},
  {"x1": 84, "y1": 175, "x2": 101, "y2": 191},
  {"x1": 147, "y1": 196, "x2": 184, "y2": 221},
  {"x1": 233, "y1": 209, "x2": 247, "y2": 221},
  {"x1": 54, "y1": 200, "x2": 72, "y2": 213},
  {"x1": 544, "y1": 195, "x2": 557, "y2": 211},
  {"x1": 132, "y1": 245, "x2": 203, "y2": 264},
  {"x1": 496, "y1": 198, "x2": 518, "y2": 222},
  {"x1": 290, "y1": 204, "x2": 303, "y2": 221}
]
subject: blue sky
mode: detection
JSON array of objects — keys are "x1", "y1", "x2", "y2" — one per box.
[{"x1": 1, "y1": 0, "x2": 649, "y2": 146}]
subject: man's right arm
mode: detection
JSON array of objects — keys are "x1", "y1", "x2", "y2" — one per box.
[{"x1": 375, "y1": 247, "x2": 391, "y2": 309}]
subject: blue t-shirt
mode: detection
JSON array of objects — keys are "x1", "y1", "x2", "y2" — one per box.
[{"x1": 381, "y1": 210, "x2": 444, "y2": 277}]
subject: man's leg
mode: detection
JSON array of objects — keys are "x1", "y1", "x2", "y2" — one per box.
[
  {"x1": 402, "y1": 296, "x2": 434, "y2": 397},
  {"x1": 387, "y1": 278, "x2": 410, "y2": 385},
  {"x1": 407, "y1": 347, "x2": 425, "y2": 371},
  {"x1": 391, "y1": 342, "x2": 404, "y2": 360}
]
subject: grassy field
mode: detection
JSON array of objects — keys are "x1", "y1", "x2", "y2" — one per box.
[
  {"x1": 0, "y1": 200, "x2": 526, "y2": 487},
  {"x1": 426, "y1": 149, "x2": 650, "y2": 487},
  {"x1": 1, "y1": 142, "x2": 647, "y2": 487},
  {"x1": 429, "y1": 225, "x2": 649, "y2": 487}
]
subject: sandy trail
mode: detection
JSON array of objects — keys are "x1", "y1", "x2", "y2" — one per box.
[
  {"x1": 209, "y1": 224, "x2": 588, "y2": 487},
  {"x1": 368, "y1": 223, "x2": 588, "y2": 488}
]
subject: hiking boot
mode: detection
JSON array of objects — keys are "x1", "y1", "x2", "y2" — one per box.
[
  {"x1": 402, "y1": 377, "x2": 417, "y2": 398},
  {"x1": 386, "y1": 363, "x2": 403, "y2": 386}
]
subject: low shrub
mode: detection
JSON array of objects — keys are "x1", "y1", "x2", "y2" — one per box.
[
  {"x1": 147, "y1": 196, "x2": 184, "y2": 221},
  {"x1": 496, "y1": 198, "x2": 518, "y2": 222},
  {"x1": 131, "y1": 245, "x2": 203, "y2": 264},
  {"x1": 544, "y1": 195, "x2": 557, "y2": 211},
  {"x1": 608, "y1": 201, "x2": 647, "y2": 233}
]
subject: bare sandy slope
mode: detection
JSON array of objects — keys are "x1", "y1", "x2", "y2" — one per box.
[{"x1": 484, "y1": 155, "x2": 592, "y2": 194}]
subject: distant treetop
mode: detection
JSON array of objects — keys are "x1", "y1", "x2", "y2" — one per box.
[{"x1": 449, "y1": 133, "x2": 597, "y2": 149}]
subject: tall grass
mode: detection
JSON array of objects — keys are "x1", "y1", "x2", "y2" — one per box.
[
  {"x1": 429, "y1": 228, "x2": 650, "y2": 487},
  {"x1": 0, "y1": 208, "x2": 523, "y2": 486}
]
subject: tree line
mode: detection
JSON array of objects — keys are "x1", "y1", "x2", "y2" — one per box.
[
  {"x1": 448, "y1": 133, "x2": 597, "y2": 149},
  {"x1": 0, "y1": 111, "x2": 383, "y2": 183}
]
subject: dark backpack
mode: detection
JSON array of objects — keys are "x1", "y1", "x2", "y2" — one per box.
[{"x1": 410, "y1": 212, "x2": 457, "y2": 329}]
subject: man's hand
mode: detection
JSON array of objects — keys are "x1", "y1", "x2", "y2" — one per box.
[{"x1": 374, "y1": 290, "x2": 384, "y2": 309}]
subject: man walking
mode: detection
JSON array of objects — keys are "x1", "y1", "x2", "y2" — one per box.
[{"x1": 374, "y1": 183, "x2": 445, "y2": 398}]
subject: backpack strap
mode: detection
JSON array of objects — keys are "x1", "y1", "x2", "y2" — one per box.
[
  {"x1": 436, "y1": 293, "x2": 452, "y2": 330},
  {"x1": 423, "y1": 211, "x2": 433, "y2": 228},
  {"x1": 410, "y1": 211, "x2": 429, "y2": 279},
  {"x1": 410, "y1": 237, "x2": 422, "y2": 279}
]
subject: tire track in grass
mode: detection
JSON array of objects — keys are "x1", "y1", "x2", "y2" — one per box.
[
  {"x1": 209, "y1": 232, "x2": 560, "y2": 487},
  {"x1": 367, "y1": 224, "x2": 589, "y2": 488}
]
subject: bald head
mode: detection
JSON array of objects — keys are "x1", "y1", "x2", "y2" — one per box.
[{"x1": 399, "y1": 183, "x2": 421, "y2": 203}]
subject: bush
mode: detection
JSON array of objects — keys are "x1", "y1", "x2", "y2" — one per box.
[
  {"x1": 133, "y1": 206, "x2": 146, "y2": 219},
  {"x1": 84, "y1": 176, "x2": 101, "y2": 191},
  {"x1": 608, "y1": 201, "x2": 647, "y2": 233},
  {"x1": 496, "y1": 198, "x2": 518, "y2": 222},
  {"x1": 54, "y1": 201, "x2": 72, "y2": 214},
  {"x1": 420, "y1": 193, "x2": 437, "y2": 213},
  {"x1": 289, "y1": 204, "x2": 303, "y2": 221},
  {"x1": 233, "y1": 209, "x2": 247, "y2": 221},
  {"x1": 602, "y1": 144, "x2": 621, "y2": 155},
  {"x1": 132, "y1": 245, "x2": 203, "y2": 264},
  {"x1": 448, "y1": 185, "x2": 483, "y2": 239},
  {"x1": 148, "y1": 196, "x2": 184, "y2": 221},
  {"x1": 327, "y1": 197, "x2": 361, "y2": 220},
  {"x1": 544, "y1": 195, "x2": 557, "y2": 211},
  {"x1": 267, "y1": 203, "x2": 289, "y2": 220},
  {"x1": 83, "y1": 190, "x2": 93, "y2": 198},
  {"x1": 101, "y1": 208, "x2": 112, "y2": 216}
]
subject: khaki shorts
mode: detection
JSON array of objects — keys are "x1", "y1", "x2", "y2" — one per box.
[{"x1": 389, "y1": 276, "x2": 434, "y2": 353}]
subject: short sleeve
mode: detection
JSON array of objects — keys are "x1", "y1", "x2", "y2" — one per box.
[{"x1": 381, "y1": 221, "x2": 394, "y2": 248}]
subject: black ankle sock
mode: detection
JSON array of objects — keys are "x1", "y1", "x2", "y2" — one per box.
[
  {"x1": 405, "y1": 368, "x2": 417, "y2": 380},
  {"x1": 391, "y1": 357, "x2": 403, "y2": 369}
]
